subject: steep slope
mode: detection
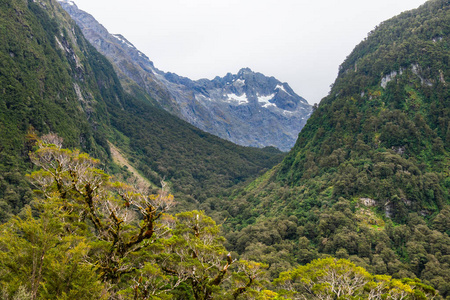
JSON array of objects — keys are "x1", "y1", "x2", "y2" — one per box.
[
  {"x1": 0, "y1": 0, "x2": 284, "y2": 221},
  {"x1": 278, "y1": 0, "x2": 449, "y2": 215},
  {"x1": 56, "y1": 0, "x2": 174, "y2": 112},
  {"x1": 159, "y1": 68, "x2": 311, "y2": 151},
  {"x1": 58, "y1": 0, "x2": 312, "y2": 151},
  {"x1": 207, "y1": 0, "x2": 450, "y2": 295},
  {"x1": 0, "y1": 0, "x2": 112, "y2": 220}
]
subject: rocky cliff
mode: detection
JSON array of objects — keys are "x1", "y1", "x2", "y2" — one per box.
[{"x1": 59, "y1": 0, "x2": 311, "y2": 151}]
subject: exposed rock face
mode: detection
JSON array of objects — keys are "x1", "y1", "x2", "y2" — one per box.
[
  {"x1": 156, "y1": 68, "x2": 312, "y2": 151},
  {"x1": 57, "y1": 0, "x2": 178, "y2": 113},
  {"x1": 59, "y1": 0, "x2": 312, "y2": 151}
]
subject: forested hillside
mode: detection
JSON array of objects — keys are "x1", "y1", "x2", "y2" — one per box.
[
  {"x1": 0, "y1": 0, "x2": 111, "y2": 221},
  {"x1": 59, "y1": 0, "x2": 312, "y2": 151},
  {"x1": 203, "y1": 0, "x2": 450, "y2": 296},
  {"x1": 0, "y1": 137, "x2": 438, "y2": 299},
  {"x1": 0, "y1": 0, "x2": 284, "y2": 222},
  {"x1": 1, "y1": 0, "x2": 450, "y2": 298}
]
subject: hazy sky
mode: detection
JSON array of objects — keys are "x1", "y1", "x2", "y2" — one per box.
[{"x1": 70, "y1": 0, "x2": 427, "y2": 104}]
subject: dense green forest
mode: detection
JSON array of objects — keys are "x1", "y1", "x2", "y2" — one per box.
[
  {"x1": 196, "y1": 0, "x2": 450, "y2": 297},
  {"x1": 0, "y1": 0, "x2": 284, "y2": 223},
  {"x1": 0, "y1": 137, "x2": 438, "y2": 299},
  {"x1": 1, "y1": 0, "x2": 450, "y2": 298}
]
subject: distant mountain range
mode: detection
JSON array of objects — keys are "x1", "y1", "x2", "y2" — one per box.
[{"x1": 59, "y1": 0, "x2": 312, "y2": 151}]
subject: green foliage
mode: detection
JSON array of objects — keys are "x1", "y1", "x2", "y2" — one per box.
[
  {"x1": 212, "y1": 0, "x2": 450, "y2": 297},
  {"x1": 11, "y1": 140, "x2": 439, "y2": 299},
  {"x1": 27, "y1": 136, "x2": 177, "y2": 285},
  {"x1": 0, "y1": 138, "x2": 270, "y2": 299},
  {"x1": 278, "y1": 0, "x2": 450, "y2": 214},
  {"x1": 0, "y1": 0, "x2": 112, "y2": 220},
  {"x1": 0, "y1": 0, "x2": 284, "y2": 223},
  {"x1": 274, "y1": 257, "x2": 438, "y2": 299},
  {"x1": 0, "y1": 204, "x2": 104, "y2": 299}
]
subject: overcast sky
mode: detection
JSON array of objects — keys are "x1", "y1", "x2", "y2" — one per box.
[{"x1": 71, "y1": 0, "x2": 427, "y2": 104}]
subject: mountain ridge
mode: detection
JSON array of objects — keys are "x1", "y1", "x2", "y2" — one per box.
[
  {"x1": 1, "y1": 0, "x2": 450, "y2": 297},
  {"x1": 0, "y1": 0, "x2": 285, "y2": 221},
  {"x1": 58, "y1": 0, "x2": 312, "y2": 151},
  {"x1": 199, "y1": 0, "x2": 450, "y2": 295}
]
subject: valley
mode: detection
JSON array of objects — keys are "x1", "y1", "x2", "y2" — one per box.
[
  {"x1": 0, "y1": 0, "x2": 448, "y2": 299},
  {"x1": 59, "y1": 0, "x2": 312, "y2": 151}
]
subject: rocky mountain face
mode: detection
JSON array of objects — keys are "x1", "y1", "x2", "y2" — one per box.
[
  {"x1": 59, "y1": 0, "x2": 311, "y2": 151},
  {"x1": 0, "y1": 0, "x2": 286, "y2": 221},
  {"x1": 155, "y1": 67, "x2": 311, "y2": 151},
  {"x1": 55, "y1": 1, "x2": 175, "y2": 111}
]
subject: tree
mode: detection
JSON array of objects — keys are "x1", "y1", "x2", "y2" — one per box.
[
  {"x1": 0, "y1": 204, "x2": 104, "y2": 300},
  {"x1": 156, "y1": 210, "x2": 264, "y2": 300},
  {"x1": 24, "y1": 134, "x2": 175, "y2": 297},
  {"x1": 230, "y1": 260, "x2": 269, "y2": 300},
  {"x1": 274, "y1": 257, "x2": 437, "y2": 300},
  {"x1": 8, "y1": 134, "x2": 263, "y2": 299},
  {"x1": 275, "y1": 257, "x2": 371, "y2": 299}
]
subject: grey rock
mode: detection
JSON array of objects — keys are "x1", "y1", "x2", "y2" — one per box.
[{"x1": 59, "y1": 0, "x2": 312, "y2": 151}]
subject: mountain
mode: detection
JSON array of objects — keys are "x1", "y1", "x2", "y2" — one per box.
[
  {"x1": 202, "y1": 0, "x2": 450, "y2": 295},
  {"x1": 0, "y1": 0, "x2": 284, "y2": 221},
  {"x1": 1, "y1": 0, "x2": 449, "y2": 297},
  {"x1": 58, "y1": 0, "x2": 312, "y2": 151},
  {"x1": 156, "y1": 67, "x2": 311, "y2": 151}
]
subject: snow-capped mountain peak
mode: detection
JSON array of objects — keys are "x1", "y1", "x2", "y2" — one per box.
[{"x1": 59, "y1": 1, "x2": 312, "y2": 151}]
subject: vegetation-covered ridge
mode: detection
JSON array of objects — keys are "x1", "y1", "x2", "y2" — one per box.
[
  {"x1": 0, "y1": 0, "x2": 284, "y2": 223},
  {"x1": 0, "y1": 137, "x2": 439, "y2": 299},
  {"x1": 1, "y1": 0, "x2": 449, "y2": 297},
  {"x1": 279, "y1": 0, "x2": 450, "y2": 212},
  {"x1": 0, "y1": 0, "x2": 114, "y2": 221},
  {"x1": 202, "y1": 0, "x2": 450, "y2": 297}
]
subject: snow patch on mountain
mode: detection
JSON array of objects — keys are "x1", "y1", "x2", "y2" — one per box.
[
  {"x1": 226, "y1": 93, "x2": 249, "y2": 104},
  {"x1": 263, "y1": 103, "x2": 276, "y2": 108},
  {"x1": 234, "y1": 79, "x2": 245, "y2": 87},
  {"x1": 257, "y1": 93, "x2": 275, "y2": 104},
  {"x1": 195, "y1": 94, "x2": 212, "y2": 102},
  {"x1": 112, "y1": 34, "x2": 135, "y2": 49},
  {"x1": 58, "y1": 0, "x2": 75, "y2": 6},
  {"x1": 276, "y1": 84, "x2": 290, "y2": 96}
]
